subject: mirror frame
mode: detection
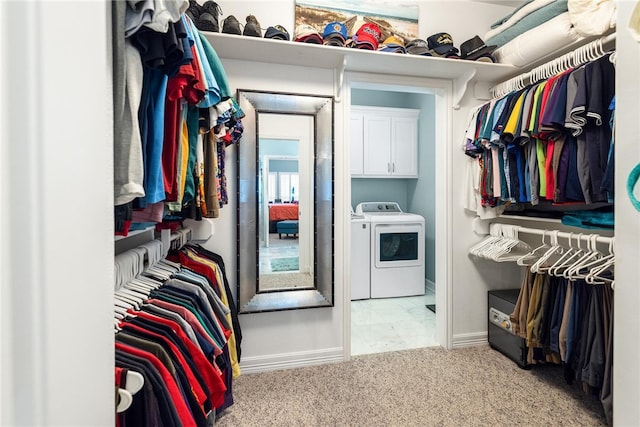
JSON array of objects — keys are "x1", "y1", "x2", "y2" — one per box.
[{"x1": 236, "y1": 89, "x2": 334, "y2": 314}]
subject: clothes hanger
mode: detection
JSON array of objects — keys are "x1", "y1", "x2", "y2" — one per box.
[
  {"x1": 516, "y1": 231, "x2": 549, "y2": 266},
  {"x1": 478, "y1": 224, "x2": 505, "y2": 260},
  {"x1": 531, "y1": 230, "x2": 564, "y2": 273},
  {"x1": 131, "y1": 276, "x2": 163, "y2": 290},
  {"x1": 114, "y1": 290, "x2": 143, "y2": 310},
  {"x1": 565, "y1": 234, "x2": 602, "y2": 279},
  {"x1": 469, "y1": 224, "x2": 501, "y2": 258},
  {"x1": 114, "y1": 293, "x2": 141, "y2": 311},
  {"x1": 125, "y1": 370, "x2": 144, "y2": 395},
  {"x1": 118, "y1": 286, "x2": 148, "y2": 301},
  {"x1": 583, "y1": 239, "x2": 615, "y2": 284},
  {"x1": 493, "y1": 226, "x2": 532, "y2": 262},
  {"x1": 548, "y1": 233, "x2": 584, "y2": 277},
  {"x1": 124, "y1": 282, "x2": 152, "y2": 297},
  {"x1": 547, "y1": 232, "x2": 574, "y2": 276},
  {"x1": 116, "y1": 388, "x2": 133, "y2": 413}
]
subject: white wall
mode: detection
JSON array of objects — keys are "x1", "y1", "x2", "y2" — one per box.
[
  {"x1": 407, "y1": 92, "x2": 437, "y2": 283},
  {"x1": 213, "y1": 0, "x2": 514, "y2": 50},
  {"x1": 206, "y1": 0, "x2": 516, "y2": 360},
  {"x1": 1, "y1": 1, "x2": 114, "y2": 425},
  {"x1": 613, "y1": 1, "x2": 640, "y2": 424},
  {"x1": 204, "y1": 60, "x2": 347, "y2": 370}
]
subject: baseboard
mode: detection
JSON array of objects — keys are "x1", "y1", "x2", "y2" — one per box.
[
  {"x1": 425, "y1": 279, "x2": 436, "y2": 294},
  {"x1": 452, "y1": 332, "x2": 487, "y2": 349},
  {"x1": 239, "y1": 347, "x2": 345, "y2": 374}
]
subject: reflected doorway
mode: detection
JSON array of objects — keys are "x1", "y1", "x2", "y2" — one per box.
[{"x1": 257, "y1": 114, "x2": 314, "y2": 292}]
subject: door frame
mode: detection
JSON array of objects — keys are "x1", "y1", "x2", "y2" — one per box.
[{"x1": 342, "y1": 72, "x2": 454, "y2": 354}]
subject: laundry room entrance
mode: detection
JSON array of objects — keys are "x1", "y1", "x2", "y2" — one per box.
[{"x1": 344, "y1": 74, "x2": 453, "y2": 356}]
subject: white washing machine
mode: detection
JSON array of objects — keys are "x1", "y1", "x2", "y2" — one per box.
[
  {"x1": 350, "y1": 212, "x2": 371, "y2": 300},
  {"x1": 355, "y1": 202, "x2": 425, "y2": 298}
]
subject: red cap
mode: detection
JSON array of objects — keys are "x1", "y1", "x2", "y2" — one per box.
[{"x1": 355, "y1": 23, "x2": 381, "y2": 50}]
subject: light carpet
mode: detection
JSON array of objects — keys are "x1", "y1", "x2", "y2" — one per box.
[
  {"x1": 259, "y1": 272, "x2": 314, "y2": 290},
  {"x1": 215, "y1": 345, "x2": 606, "y2": 426}
]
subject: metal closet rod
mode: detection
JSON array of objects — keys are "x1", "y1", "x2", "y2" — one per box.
[
  {"x1": 490, "y1": 32, "x2": 616, "y2": 98},
  {"x1": 512, "y1": 225, "x2": 614, "y2": 245}
]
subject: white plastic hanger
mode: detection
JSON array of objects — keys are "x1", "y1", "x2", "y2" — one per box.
[
  {"x1": 125, "y1": 370, "x2": 144, "y2": 395},
  {"x1": 531, "y1": 231, "x2": 564, "y2": 273},
  {"x1": 516, "y1": 231, "x2": 550, "y2": 266},
  {"x1": 548, "y1": 233, "x2": 579, "y2": 277},
  {"x1": 493, "y1": 226, "x2": 532, "y2": 262},
  {"x1": 584, "y1": 239, "x2": 615, "y2": 284},
  {"x1": 116, "y1": 389, "x2": 133, "y2": 413},
  {"x1": 566, "y1": 234, "x2": 602, "y2": 279}
]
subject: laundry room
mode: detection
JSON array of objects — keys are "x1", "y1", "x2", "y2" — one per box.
[{"x1": 349, "y1": 86, "x2": 438, "y2": 355}]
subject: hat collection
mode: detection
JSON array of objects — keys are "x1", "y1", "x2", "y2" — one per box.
[{"x1": 187, "y1": 2, "x2": 497, "y2": 62}]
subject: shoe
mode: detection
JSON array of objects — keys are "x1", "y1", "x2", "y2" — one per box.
[
  {"x1": 243, "y1": 14, "x2": 262, "y2": 37},
  {"x1": 196, "y1": 1, "x2": 222, "y2": 32},
  {"x1": 222, "y1": 15, "x2": 241, "y2": 35},
  {"x1": 185, "y1": 0, "x2": 202, "y2": 22}
]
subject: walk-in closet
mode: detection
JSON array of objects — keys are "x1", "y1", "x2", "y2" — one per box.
[{"x1": 2, "y1": 0, "x2": 640, "y2": 425}]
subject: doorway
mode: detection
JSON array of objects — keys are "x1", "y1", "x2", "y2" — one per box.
[{"x1": 343, "y1": 72, "x2": 453, "y2": 356}]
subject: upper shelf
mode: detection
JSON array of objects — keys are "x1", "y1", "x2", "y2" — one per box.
[{"x1": 204, "y1": 32, "x2": 519, "y2": 85}]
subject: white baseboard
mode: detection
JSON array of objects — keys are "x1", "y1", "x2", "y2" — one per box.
[
  {"x1": 239, "y1": 347, "x2": 345, "y2": 374},
  {"x1": 452, "y1": 332, "x2": 487, "y2": 349},
  {"x1": 425, "y1": 279, "x2": 436, "y2": 294}
]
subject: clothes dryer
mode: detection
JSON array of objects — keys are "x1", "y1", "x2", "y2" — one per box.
[
  {"x1": 350, "y1": 212, "x2": 371, "y2": 300},
  {"x1": 355, "y1": 202, "x2": 425, "y2": 298}
]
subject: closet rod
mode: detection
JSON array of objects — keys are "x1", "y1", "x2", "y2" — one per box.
[
  {"x1": 490, "y1": 32, "x2": 616, "y2": 98},
  {"x1": 512, "y1": 225, "x2": 614, "y2": 245}
]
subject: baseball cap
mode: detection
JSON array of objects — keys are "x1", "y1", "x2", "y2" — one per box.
[
  {"x1": 405, "y1": 39, "x2": 431, "y2": 56},
  {"x1": 264, "y1": 25, "x2": 290, "y2": 40},
  {"x1": 323, "y1": 21, "x2": 348, "y2": 46},
  {"x1": 378, "y1": 35, "x2": 406, "y2": 54},
  {"x1": 427, "y1": 32, "x2": 458, "y2": 56},
  {"x1": 354, "y1": 22, "x2": 381, "y2": 50},
  {"x1": 294, "y1": 24, "x2": 323, "y2": 44},
  {"x1": 460, "y1": 35, "x2": 498, "y2": 61}
]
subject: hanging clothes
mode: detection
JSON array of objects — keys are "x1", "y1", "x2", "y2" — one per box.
[
  {"x1": 114, "y1": 9, "x2": 245, "y2": 236},
  {"x1": 463, "y1": 52, "x2": 616, "y2": 220},
  {"x1": 115, "y1": 242, "x2": 241, "y2": 426},
  {"x1": 509, "y1": 265, "x2": 613, "y2": 423}
]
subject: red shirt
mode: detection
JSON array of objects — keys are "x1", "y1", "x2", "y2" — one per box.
[{"x1": 115, "y1": 342, "x2": 197, "y2": 427}]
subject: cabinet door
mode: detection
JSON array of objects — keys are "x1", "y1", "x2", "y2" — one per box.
[
  {"x1": 390, "y1": 116, "x2": 418, "y2": 177},
  {"x1": 350, "y1": 113, "x2": 364, "y2": 176},
  {"x1": 363, "y1": 114, "x2": 392, "y2": 176}
]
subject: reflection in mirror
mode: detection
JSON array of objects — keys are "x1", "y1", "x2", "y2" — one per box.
[
  {"x1": 236, "y1": 90, "x2": 334, "y2": 313},
  {"x1": 258, "y1": 115, "x2": 313, "y2": 291}
]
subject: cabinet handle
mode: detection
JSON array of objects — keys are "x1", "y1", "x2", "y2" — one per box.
[
  {"x1": 392, "y1": 163, "x2": 395, "y2": 173},
  {"x1": 387, "y1": 162, "x2": 391, "y2": 173}
]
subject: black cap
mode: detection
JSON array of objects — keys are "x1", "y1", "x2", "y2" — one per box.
[
  {"x1": 460, "y1": 35, "x2": 497, "y2": 61},
  {"x1": 264, "y1": 25, "x2": 290, "y2": 41},
  {"x1": 427, "y1": 32, "x2": 458, "y2": 55}
]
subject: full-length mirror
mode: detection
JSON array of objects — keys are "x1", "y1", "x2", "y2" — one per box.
[{"x1": 236, "y1": 89, "x2": 334, "y2": 313}]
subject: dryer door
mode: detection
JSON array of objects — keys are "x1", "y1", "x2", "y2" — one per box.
[{"x1": 373, "y1": 223, "x2": 423, "y2": 269}]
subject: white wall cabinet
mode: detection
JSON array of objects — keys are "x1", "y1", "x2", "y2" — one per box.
[{"x1": 351, "y1": 106, "x2": 420, "y2": 178}]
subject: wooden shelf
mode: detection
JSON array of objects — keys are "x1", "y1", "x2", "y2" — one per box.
[{"x1": 203, "y1": 32, "x2": 518, "y2": 85}]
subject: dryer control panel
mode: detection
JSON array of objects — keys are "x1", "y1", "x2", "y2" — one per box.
[{"x1": 355, "y1": 202, "x2": 403, "y2": 214}]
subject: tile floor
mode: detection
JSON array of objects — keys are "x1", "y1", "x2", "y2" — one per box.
[
  {"x1": 259, "y1": 234, "x2": 299, "y2": 273},
  {"x1": 351, "y1": 289, "x2": 438, "y2": 356}
]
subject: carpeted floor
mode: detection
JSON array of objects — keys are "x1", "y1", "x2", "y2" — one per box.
[
  {"x1": 259, "y1": 272, "x2": 314, "y2": 290},
  {"x1": 215, "y1": 345, "x2": 607, "y2": 426}
]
